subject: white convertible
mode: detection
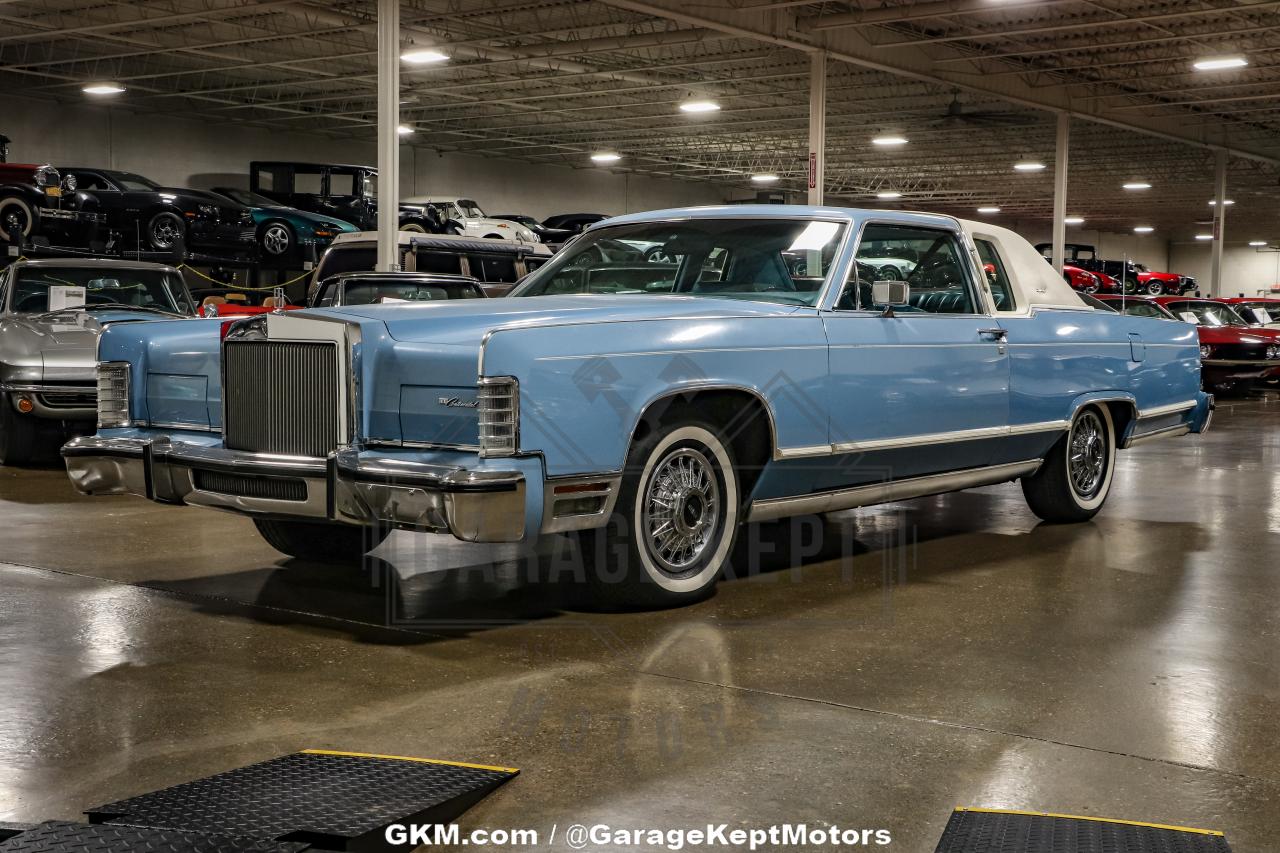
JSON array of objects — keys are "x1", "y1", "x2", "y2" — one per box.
[{"x1": 400, "y1": 196, "x2": 540, "y2": 243}]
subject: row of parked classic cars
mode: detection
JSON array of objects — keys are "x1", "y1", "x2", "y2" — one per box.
[{"x1": 0, "y1": 156, "x2": 606, "y2": 262}]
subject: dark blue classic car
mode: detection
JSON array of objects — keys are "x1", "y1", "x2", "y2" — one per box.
[{"x1": 64, "y1": 207, "x2": 1211, "y2": 607}]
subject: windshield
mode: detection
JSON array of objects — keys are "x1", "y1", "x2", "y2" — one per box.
[
  {"x1": 1166, "y1": 301, "x2": 1246, "y2": 327},
  {"x1": 11, "y1": 267, "x2": 194, "y2": 315},
  {"x1": 511, "y1": 219, "x2": 847, "y2": 306},
  {"x1": 320, "y1": 276, "x2": 485, "y2": 306},
  {"x1": 458, "y1": 199, "x2": 485, "y2": 218},
  {"x1": 221, "y1": 188, "x2": 276, "y2": 207},
  {"x1": 108, "y1": 171, "x2": 159, "y2": 191}
]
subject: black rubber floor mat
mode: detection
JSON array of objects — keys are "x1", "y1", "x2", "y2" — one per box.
[
  {"x1": 935, "y1": 808, "x2": 1232, "y2": 852},
  {"x1": 0, "y1": 821, "x2": 308, "y2": 852},
  {"x1": 85, "y1": 750, "x2": 519, "y2": 851}
]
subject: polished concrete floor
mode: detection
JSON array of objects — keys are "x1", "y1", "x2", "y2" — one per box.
[{"x1": 1, "y1": 396, "x2": 1278, "y2": 851}]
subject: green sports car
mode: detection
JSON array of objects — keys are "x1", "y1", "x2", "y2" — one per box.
[{"x1": 213, "y1": 187, "x2": 357, "y2": 260}]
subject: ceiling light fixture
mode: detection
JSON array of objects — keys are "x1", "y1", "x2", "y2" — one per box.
[
  {"x1": 1013, "y1": 161, "x2": 1046, "y2": 172},
  {"x1": 679, "y1": 100, "x2": 721, "y2": 113},
  {"x1": 751, "y1": 174, "x2": 779, "y2": 183},
  {"x1": 397, "y1": 125, "x2": 414, "y2": 135},
  {"x1": 1208, "y1": 199, "x2": 1235, "y2": 206},
  {"x1": 1195, "y1": 234, "x2": 1214, "y2": 240},
  {"x1": 1064, "y1": 216, "x2": 1085, "y2": 225},
  {"x1": 1249, "y1": 240, "x2": 1268, "y2": 247},
  {"x1": 977, "y1": 206, "x2": 1001, "y2": 214},
  {"x1": 401, "y1": 48, "x2": 449, "y2": 64},
  {"x1": 1123, "y1": 181, "x2": 1152, "y2": 190},
  {"x1": 1134, "y1": 226, "x2": 1155, "y2": 233},
  {"x1": 591, "y1": 152, "x2": 622, "y2": 163},
  {"x1": 1193, "y1": 56, "x2": 1248, "y2": 71},
  {"x1": 872, "y1": 135, "x2": 908, "y2": 146},
  {"x1": 82, "y1": 82, "x2": 125, "y2": 95},
  {"x1": 876, "y1": 191, "x2": 902, "y2": 199}
]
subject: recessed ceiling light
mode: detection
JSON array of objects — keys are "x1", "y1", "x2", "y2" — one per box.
[
  {"x1": 401, "y1": 48, "x2": 449, "y2": 64},
  {"x1": 397, "y1": 125, "x2": 414, "y2": 135},
  {"x1": 82, "y1": 82, "x2": 125, "y2": 95},
  {"x1": 976, "y1": 206, "x2": 1000, "y2": 214},
  {"x1": 1134, "y1": 226, "x2": 1155, "y2": 233},
  {"x1": 877, "y1": 191, "x2": 902, "y2": 199},
  {"x1": 1249, "y1": 240, "x2": 1268, "y2": 247},
  {"x1": 679, "y1": 100, "x2": 720, "y2": 113},
  {"x1": 1013, "y1": 161, "x2": 1046, "y2": 172},
  {"x1": 1194, "y1": 56, "x2": 1248, "y2": 71},
  {"x1": 1064, "y1": 216, "x2": 1085, "y2": 225},
  {"x1": 751, "y1": 174, "x2": 779, "y2": 183},
  {"x1": 1195, "y1": 234, "x2": 1214, "y2": 240},
  {"x1": 872, "y1": 135, "x2": 908, "y2": 146},
  {"x1": 591, "y1": 152, "x2": 621, "y2": 163},
  {"x1": 1208, "y1": 199, "x2": 1235, "y2": 206},
  {"x1": 1123, "y1": 181, "x2": 1152, "y2": 190}
]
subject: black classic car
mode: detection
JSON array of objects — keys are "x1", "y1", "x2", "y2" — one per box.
[
  {"x1": 248, "y1": 161, "x2": 441, "y2": 234},
  {"x1": 0, "y1": 162, "x2": 101, "y2": 247},
  {"x1": 56, "y1": 167, "x2": 255, "y2": 254}
]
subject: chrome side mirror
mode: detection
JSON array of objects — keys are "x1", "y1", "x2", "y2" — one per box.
[{"x1": 872, "y1": 280, "x2": 910, "y2": 307}]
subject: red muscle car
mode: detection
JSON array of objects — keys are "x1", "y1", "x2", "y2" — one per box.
[{"x1": 1153, "y1": 297, "x2": 1280, "y2": 394}]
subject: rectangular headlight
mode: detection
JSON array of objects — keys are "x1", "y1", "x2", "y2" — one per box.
[
  {"x1": 477, "y1": 376, "x2": 519, "y2": 457},
  {"x1": 96, "y1": 361, "x2": 131, "y2": 428}
]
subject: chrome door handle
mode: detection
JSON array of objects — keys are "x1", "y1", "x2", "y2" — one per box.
[{"x1": 978, "y1": 328, "x2": 1008, "y2": 339}]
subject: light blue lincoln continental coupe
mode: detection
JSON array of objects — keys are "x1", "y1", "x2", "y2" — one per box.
[{"x1": 64, "y1": 206, "x2": 1212, "y2": 607}]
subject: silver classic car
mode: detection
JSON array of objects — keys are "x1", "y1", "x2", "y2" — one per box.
[{"x1": 0, "y1": 258, "x2": 195, "y2": 464}]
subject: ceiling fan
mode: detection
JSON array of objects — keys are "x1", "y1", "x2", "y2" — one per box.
[{"x1": 931, "y1": 93, "x2": 1040, "y2": 128}]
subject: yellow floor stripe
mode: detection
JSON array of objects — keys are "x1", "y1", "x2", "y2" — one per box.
[
  {"x1": 302, "y1": 749, "x2": 519, "y2": 775},
  {"x1": 955, "y1": 807, "x2": 1223, "y2": 837}
]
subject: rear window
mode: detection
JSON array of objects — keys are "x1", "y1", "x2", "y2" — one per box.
[
  {"x1": 416, "y1": 250, "x2": 464, "y2": 275},
  {"x1": 469, "y1": 254, "x2": 517, "y2": 283}
]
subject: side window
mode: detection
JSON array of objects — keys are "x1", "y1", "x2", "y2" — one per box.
[
  {"x1": 974, "y1": 239, "x2": 1016, "y2": 311},
  {"x1": 839, "y1": 224, "x2": 975, "y2": 314},
  {"x1": 416, "y1": 250, "x2": 464, "y2": 275},
  {"x1": 294, "y1": 168, "x2": 323, "y2": 195},
  {"x1": 469, "y1": 254, "x2": 517, "y2": 283},
  {"x1": 329, "y1": 171, "x2": 356, "y2": 197},
  {"x1": 76, "y1": 173, "x2": 114, "y2": 192}
]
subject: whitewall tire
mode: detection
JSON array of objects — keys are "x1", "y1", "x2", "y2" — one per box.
[
  {"x1": 582, "y1": 421, "x2": 740, "y2": 609},
  {"x1": 1021, "y1": 404, "x2": 1116, "y2": 522}
]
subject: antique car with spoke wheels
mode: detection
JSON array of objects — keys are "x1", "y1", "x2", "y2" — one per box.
[
  {"x1": 0, "y1": 258, "x2": 196, "y2": 465},
  {"x1": 64, "y1": 207, "x2": 1211, "y2": 608}
]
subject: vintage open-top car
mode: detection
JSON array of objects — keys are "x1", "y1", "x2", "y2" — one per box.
[{"x1": 64, "y1": 206, "x2": 1211, "y2": 608}]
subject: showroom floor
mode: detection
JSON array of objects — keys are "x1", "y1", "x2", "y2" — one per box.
[{"x1": 1, "y1": 397, "x2": 1276, "y2": 852}]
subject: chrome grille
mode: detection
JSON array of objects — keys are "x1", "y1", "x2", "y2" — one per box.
[
  {"x1": 193, "y1": 469, "x2": 307, "y2": 501},
  {"x1": 223, "y1": 341, "x2": 339, "y2": 457}
]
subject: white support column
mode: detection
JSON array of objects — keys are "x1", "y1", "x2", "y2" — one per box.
[
  {"x1": 808, "y1": 51, "x2": 826, "y2": 206},
  {"x1": 1051, "y1": 112, "x2": 1069, "y2": 274},
  {"x1": 1210, "y1": 149, "x2": 1227, "y2": 296},
  {"x1": 376, "y1": 0, "x2": 400, "y2": 272}
]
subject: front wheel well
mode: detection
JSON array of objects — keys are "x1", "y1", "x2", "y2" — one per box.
[{"x1": 632, "y1": 389, "x2": 774, "y2": 500}]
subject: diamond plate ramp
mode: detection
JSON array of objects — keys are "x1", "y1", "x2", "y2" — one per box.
[
  {"x1": 85, "y1": 750, "x2": 519, "y2": 852},
  {"x1": 934, "y1": 808, "x2": 1232, "y2": 853},
  {"x1": 0, "y1": 821, "x2": 309, "y2": 852}
]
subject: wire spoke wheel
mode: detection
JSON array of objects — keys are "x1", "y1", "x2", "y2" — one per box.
[
  {"x1": 1068, "y1": 410, "x2": 1106, "y2": 498},
  {"x1": 642, "y1": 447, "x2": 721, "y2": 575}
]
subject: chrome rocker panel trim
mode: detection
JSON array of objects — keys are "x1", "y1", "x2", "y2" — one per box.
[
  {"x1": 62, "y1": 436, "x2": 526, "y2": 543},
  {"x1": 747, "y1": 459, "x2": 1043, "y2": 523}
]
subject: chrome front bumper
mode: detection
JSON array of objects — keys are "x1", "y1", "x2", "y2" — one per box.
[{"x1": 62, "y1": 436, "x2": 527, "y2": 543}]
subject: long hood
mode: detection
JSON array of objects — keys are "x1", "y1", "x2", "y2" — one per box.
[
  {"x1": 1197, "y1": 325, "x2": 1279, "y2": 345},
  {"x1": 309, "y1": 295, "x2": 805, "y2": 345}
]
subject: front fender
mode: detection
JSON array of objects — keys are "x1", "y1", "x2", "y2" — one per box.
[{"x1": 480, "y1": 315, "x2": 829, "y2": 477}]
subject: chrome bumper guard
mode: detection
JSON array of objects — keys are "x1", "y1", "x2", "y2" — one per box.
[{"x1": 62, "y1": 437, "x2": 526, "y2": 543}]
